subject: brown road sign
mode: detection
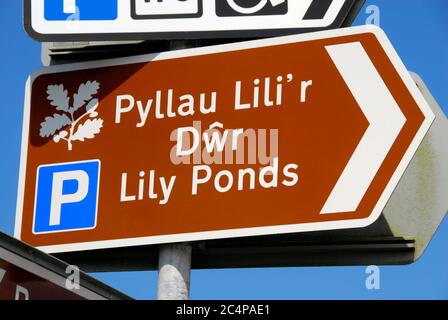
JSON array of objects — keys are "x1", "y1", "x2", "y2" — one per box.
[{"x1": 16, "y1": 26, "x2": 434, "y2": 253}]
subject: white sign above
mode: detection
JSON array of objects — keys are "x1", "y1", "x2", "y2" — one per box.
[{"x1": 24, "y1": 0, "x2": 364, "y2": 41}]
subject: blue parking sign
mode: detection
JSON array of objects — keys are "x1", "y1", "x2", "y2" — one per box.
[
  {"x1": 33, "y1": 160, "x2": 100, "y2": 234},
  {"x1": 44, "y1": 0, "x2": 118, "y2": 21}
]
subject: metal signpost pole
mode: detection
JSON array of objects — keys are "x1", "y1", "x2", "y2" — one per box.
[
  {"x1": 157, "y1": 243, "x2": 192, "y2": 300},
  {"x1": 156, "y1": 39, "x2": 200, "y2": 301}
]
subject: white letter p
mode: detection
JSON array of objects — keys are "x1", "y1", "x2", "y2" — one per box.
[{"x1": 49, "y1": 170, "x2": 89, "y2": 226}]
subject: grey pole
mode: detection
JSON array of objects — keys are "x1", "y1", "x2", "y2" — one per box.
[
  {"x1": 157, "y1": 243, "x2": 192, "y2": 300},
  {"x1": 156, "y1": 40, "x2": 199, "y2": 301}
]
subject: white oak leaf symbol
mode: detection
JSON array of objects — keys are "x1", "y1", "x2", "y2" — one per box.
[
  {"x1": 47, "y1": 84, "x2": 69, "y2": 112},
  {"x1": 40, "y1": 113, "x2": 71, "y2": 138},
  {"x1": 71, "y1": 118, "x2": 103, "y2": 142},
  {"x1": 72, "y1": 81, "x2": 100, "y2": 112}
]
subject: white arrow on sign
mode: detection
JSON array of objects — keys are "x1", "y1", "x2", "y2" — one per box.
[{"x1": 321, "y1": 41, "x2": 407, "y2": 214}]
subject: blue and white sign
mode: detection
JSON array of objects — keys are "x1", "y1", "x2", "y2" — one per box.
[
  {"x1": 44, "y1": 0, "x2": 118, "y2": 21},
  {"x1": 24, "y1": 0, "x2": 364, "y2": 41},
  {"x1": 33, "y1": 160, "x2": 100, "y2": 234}
]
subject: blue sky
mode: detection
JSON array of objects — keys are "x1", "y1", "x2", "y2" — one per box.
[{"x1": 0, "y1": 0, "x2": 447, "y2": 299}]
